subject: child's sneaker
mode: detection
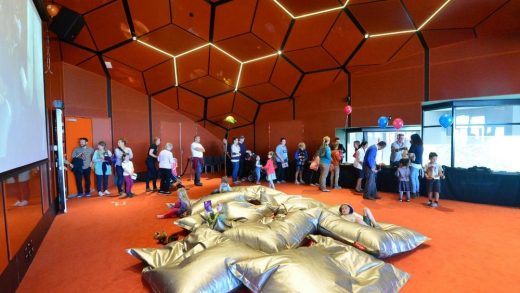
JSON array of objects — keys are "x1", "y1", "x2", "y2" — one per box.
[
  {"x1": 432, "y1": 202, "x2": 439, "y2": 208},
  {"x1": 104, "y1": 190, "x2": 111, "y2": 195},
  {"x1": 98, "y1": 191, "x2": 104, "y2": 197},
  {"x1": 427, "y1": 201, "x2": 433, "y2": 207},
  {"x1": 406, "y1": 199, "x2": 411, "y2": 202},
  {"x1": 399, "y1": 199, "x2": 403, "y2": 202}
]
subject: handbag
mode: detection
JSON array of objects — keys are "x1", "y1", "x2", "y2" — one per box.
[
  {"x1": 131, "y1": 173, "x2": 137, "y2": 180},
  {"x1": 310, "y1": 157, "x2": 320, "y2": 171}
]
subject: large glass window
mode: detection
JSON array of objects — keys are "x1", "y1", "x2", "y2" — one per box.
[
  {"x1": 423, "y1": 127, "x2": 452, "y2": 167},
  {"x1": 454, "y1": 106, "x2": 520, "y2": 172},
  {"x1": 423, "y1": 99, "x2": 520, "y2": 173}
]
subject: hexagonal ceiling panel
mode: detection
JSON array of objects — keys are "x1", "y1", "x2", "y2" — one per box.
[{"x1": 54, "y1": 0, "x2": 511, "y2": 138}]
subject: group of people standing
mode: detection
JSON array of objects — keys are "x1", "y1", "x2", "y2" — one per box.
[{"x1": 69, "y1": 135, "x2": 206, "y2": 199}]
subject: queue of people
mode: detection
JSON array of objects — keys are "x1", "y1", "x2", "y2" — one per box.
[
  {"x1": 69, "y1": 134, "x2": 206, "y2": 199},
  {"x1": 68, "y1": 132, "x2": 442, "y2": 208}
]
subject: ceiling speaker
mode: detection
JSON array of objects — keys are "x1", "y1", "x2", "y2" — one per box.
[{"x1": 49, "y1": 7, "x2": 85, "y2": 42}]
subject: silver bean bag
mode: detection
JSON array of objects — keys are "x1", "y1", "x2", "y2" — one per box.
[
  {"x1": 189, "y1": 191, "x2": 251, "y2": 215},
  {"x1": 174, "y1": 214, "x2": 204, "y2": 231},
  {"x1": 223, "y1": 208, "x2": 320, "y2": 253},
  {"x1": 228, "y1": 235, "x2": 409, "y2": 293},
  {"x1": 127, "y1": 227, "x2": 224, "y2": 269},
  {"x1": 142, "y1": 238, "x2": 266, "y2": 293},
  {"x1": 319, "y1": 209, "x2": 430, "y2": 258},
  {"x1": 280, "y1": 197, "x2": 330, "y2": 212},
  {"x1": 231, "y1": 185, "x2": 285, "y2": 202}
]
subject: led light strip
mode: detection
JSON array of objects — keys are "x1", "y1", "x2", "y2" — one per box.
[
  {"x1": 136, "y1": 40, "x2": 280, "y2": 91},
  {"x1": 270, "y1": 0, "x2": 451, "y2": 38},
  {"x1": 272, "y1": 0, "x2": 350, "y2": 19}
]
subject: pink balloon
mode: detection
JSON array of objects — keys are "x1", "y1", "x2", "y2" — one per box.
[
  {"x1": 344, "y1": 105, "x2": 352, "y2": 115},
  {"x1": 392, "y1": 118, "x2": 404, "y2": 129}
]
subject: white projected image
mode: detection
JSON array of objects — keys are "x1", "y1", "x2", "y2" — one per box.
[{"x1": 0, "y1": 0, "x2": 47, "y2": 173}]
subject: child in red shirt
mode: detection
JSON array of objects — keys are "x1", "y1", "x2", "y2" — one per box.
[{"x1": 263, "y1": 151, "x2": 277, "y2": 189}]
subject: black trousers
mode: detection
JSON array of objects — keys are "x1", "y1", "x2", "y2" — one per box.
[
  {"x1": 146, "y1": 160, "x2": 158, "y2": 189},
  {"x1": 276, "y1": 162, "x2": 287, "y2": 182},
  {"x1": 74, "y1": 167, "x2": 91, "y2": 195},
  {"x1": 159, "y1": 168, "x2": 172, "y2": 192}
]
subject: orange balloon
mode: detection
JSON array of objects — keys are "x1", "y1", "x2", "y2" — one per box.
[{"x1": 46, "y1": 4, "x2": 60, "y2": 18}]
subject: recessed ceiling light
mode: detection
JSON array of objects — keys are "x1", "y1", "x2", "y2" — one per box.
[{"x1": 105, "y1": 61, "x2": 112, "y2": 69}]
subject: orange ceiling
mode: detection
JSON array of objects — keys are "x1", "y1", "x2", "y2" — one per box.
[{"x1": 52, "y1": 0, "x2": 519, "y2": 131}]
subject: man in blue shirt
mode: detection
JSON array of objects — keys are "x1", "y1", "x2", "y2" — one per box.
[
  {"x1": 275, "y1": 138, "x2": 288, "y2": 183},
  {"x1": 363, "y1": 141, "x2": 387, "y2": 200}
]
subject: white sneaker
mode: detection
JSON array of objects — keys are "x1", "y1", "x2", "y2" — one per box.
[
  {"x1": 98, "y1": 191, "x2": 104, "y2": 197},
  {"x1": 18, "y1": 200, "x2": 29, "y2": 207},
  {"x1": 14, "y1": 200, "x2": 21, "y2": 206},
  {"x1": 104, "y1": 190, "x2": 111, "y2": 195},
  {"x1": 166, "y1": 203, "x2": 175, "y2": 209}
]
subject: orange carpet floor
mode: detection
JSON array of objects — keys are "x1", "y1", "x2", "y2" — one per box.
[{"x1": 18, "y1": 176, "x2": 520, "y2": 293}]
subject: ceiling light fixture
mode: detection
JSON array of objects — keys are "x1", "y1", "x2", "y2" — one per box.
[{"x1": 235, "y1": 64, "x2": 243, "y2": 91}]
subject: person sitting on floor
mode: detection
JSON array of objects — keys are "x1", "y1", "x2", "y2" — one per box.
[
  {"x1": 211, "y1": 176, "x2": 232, "y2": 194},
  {"x1": 339, "y1": 203, "x2": 381, "y2": 229},
  {"x1": 156, "y1": 188, "x2": 191, "y2": 219}
]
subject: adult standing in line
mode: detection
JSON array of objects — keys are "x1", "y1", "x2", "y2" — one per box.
[
  {"x1": 362, "y1": 141, "x2": 387, "y2": 200},
  {"x1": 390, "y1": 134, "x2": 407, "y2": 167},
  {"x1": 114, "y1": 138, "x2": 133, "y2": 196},
  {"x1": 145, "y1": 137, "x2": 161, "y2": 192},
  {"x1": 158, "y1": 143, "x2": 174, "y2": 194},
  {"x1": 191, "y1": 135, "x2": 205, "y2": 187},
  {"x1": 318, "y1": 136, "x2": 332, "y2": 192},
  {"x1": 92, "y1": 141, "x2": 112, "y2": 197},
  {"x1": 71, "y1": 137, "x2": 95, "y2": 198},
  {"x1": 335, "y1": 137, "x2": 346, "y2": 163},
  {"x1": 238, "y1": 136, "x2": 247, "y2": 181},
  {"x1": 353, "y1": 141, "x2": 368, "y2": 192},
  {"x1": 330, "y1": 142, "x2": 342, "y2": 189},
  {"x1": 408, "y1": 134, "x2": 424, "y2": 198},
  {"x1": 275, "y1": 138, "x2": 289, "y2": 183},
  {"x1": 230, "y1": 137, "x2": 241, "y2": 185}
]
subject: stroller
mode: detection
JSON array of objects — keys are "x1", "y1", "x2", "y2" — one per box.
[{"x1": 243, "y1": 150, "x2": 259, "y2": 182}]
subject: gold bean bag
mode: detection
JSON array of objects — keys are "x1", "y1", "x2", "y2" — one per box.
[
  {"x1": 142, "y1": 238, "x2": 266, "y2": 293},
  {"x1": 318, "y1": 210, "x2": 430, "y2": 258},
  {"x1": 228, "y1": 234, "x2": 409, "y2": 293},
  {"x1": 128, "y1": 227, "x2": 224, "y2": 269},
  {"x1": 223, "y1": 209, "x2": 320, "y2": 253}
]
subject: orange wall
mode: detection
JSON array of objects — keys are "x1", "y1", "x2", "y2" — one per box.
[
  {"x1": 61, "y1": 62, "x2": 223, "y2": 172},
  {"x1": 430, "y1": 33, "x2": 520, "y2": 100}
]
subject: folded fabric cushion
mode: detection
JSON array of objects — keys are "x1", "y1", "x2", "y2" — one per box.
[
  {"x1": 190, "y1": 192, "x2": 250, "y2": 215},
  {"x1": 223, "y1": 209, "x2": 319, "y2": 253},
  {"x1": 228, "y1": 236, "x2": 409, "y2": 293},
  {"x1": 318, "y1": 210, "x2": 430, "y2": 258},
  {"x1": 273, "y1": 194, "x2": 302, "y2": 205},
  {"x1": 128, "y1": 228, "x2": 224, "y2": 269},
  {"x1": 143, "y1": 238, "x2": 266, "y2": 293}
]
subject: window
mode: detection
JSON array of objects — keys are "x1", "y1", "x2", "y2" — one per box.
[
  {"x1": 422, "y1": 100, "x2": 520, "y2": 173},
  {"x1": 454, "y1": 105, "x2": 520, "y2": 172},
  {"x1": 423, "y1": 127, "x2": 451, "y2": 167}
]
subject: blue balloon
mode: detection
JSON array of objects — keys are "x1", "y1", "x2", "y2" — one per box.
[
  {"x1": 378, "y1": 116, "x2": 389, "y2": 128},
  {"x1": 439, "y1": 113, "x2": 453, "y2": 128}
]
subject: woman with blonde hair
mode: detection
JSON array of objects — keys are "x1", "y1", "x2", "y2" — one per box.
[
  {"x1": 294, "y1": 142, "x2": 308, "y2": 184},
  {"x1": 318, "y1": 136, "x2": 332, "y2": 192},
  {"x1": 92, "y1": 141, "x2": 112, "y2": 197}
]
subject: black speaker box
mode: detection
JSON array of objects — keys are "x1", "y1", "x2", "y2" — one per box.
[{"x1": 49, "y1": 7, "x2": 85, "y2": 42}]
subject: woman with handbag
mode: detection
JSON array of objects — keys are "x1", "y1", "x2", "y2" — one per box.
[
  {"x1": 318, "y1": 136, "x2": 332, "y2": 192},
  {"x1": 114, "y1": 138, "x2": 133, "y2": 196}
]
